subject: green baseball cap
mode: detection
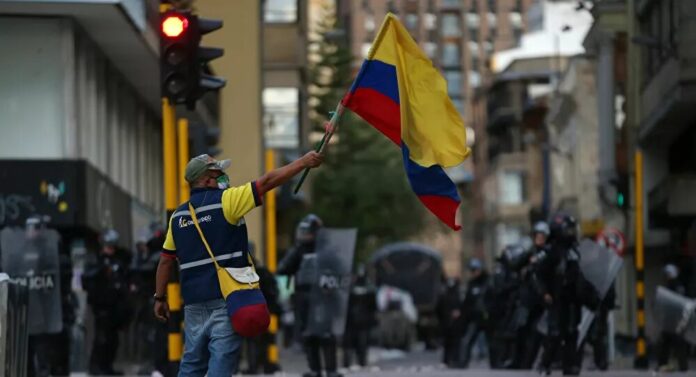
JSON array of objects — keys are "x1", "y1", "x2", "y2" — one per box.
[{"x1": 185, "y1": 154, "x2": 231, "y2": 183}]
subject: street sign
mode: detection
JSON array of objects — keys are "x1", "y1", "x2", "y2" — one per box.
[{"x1": 597, "y1": 227, "x2": 626, "y2": 256}]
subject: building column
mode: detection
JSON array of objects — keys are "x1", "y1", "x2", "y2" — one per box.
[{"x1": 596, "y1": 31, "x2": 616, "y2": 185}]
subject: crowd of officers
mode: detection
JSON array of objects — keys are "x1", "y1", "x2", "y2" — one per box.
[{"x1": 437, "y1": 213, "x2": 613, "y2": 375}]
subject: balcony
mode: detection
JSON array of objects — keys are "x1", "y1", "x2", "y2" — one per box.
[{"x1": 648, "y1": 174, "x2": 696, "y2": 227}]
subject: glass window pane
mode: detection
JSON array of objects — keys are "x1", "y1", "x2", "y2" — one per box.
[
  {"x1": 263, "y1": 88, "x2": 299, "y2": 149},
  {"x1": 469, "y1": 70, "x2": 482, "y2": 88},
  {"x1": 444, "y1": 70, "x2": 463, "y2": 96},
  {"x1": 424, "y1": 13, "x2": 437, "y2": 30},
  {"x1": 405, "y1": 13, "x2": 419, "y2": 30},
  {"x1": 441, "y1": 42, "x2": 460, "y2": 67},
  {"x1": 264, "y1": 0, "x2": 298, "y2": 22},
  {"x1": 499, "y1": 171, "x2": 524, "y2": 205},
  {"x1": 365, "y1": 15, "x2": 376, "y2": 32},
  {"x1": 423, "y1": 42, "x2": 437, "y2": 58},
  {"x1": 441, "y1": 14, "x2": 461, "y2": 37}
]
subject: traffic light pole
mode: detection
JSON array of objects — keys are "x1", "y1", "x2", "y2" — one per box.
[
  {"x1": 633, "y1": 149, "x2": 648, "y2": 368},
  {"x1": 178, "y1": 118, "x2": 190, "y2": 203},
  {"x1": 264, "y1": 149, "x2": 280, "y2": 370},
  {"x1": 162, "y1": 98, "x2": 183, "y2": 374}
]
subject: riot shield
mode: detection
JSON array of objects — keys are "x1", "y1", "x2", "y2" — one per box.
[
  {"x1": 576, "y1": 239, "x2": 623, "y2": 347},
  {"x1": 654, "y1": 286, "x2": 696, "y2": 345},
  {"x1": 0, "y1": 227, "x2": 63, "y2": 335},
  {"x1": 305, "y1": 228, "x2": 357, "y2": 337}
]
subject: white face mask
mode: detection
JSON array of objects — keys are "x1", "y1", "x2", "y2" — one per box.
[{"x1": 216, "y1": 174, "x2": 230, "y2": 190}]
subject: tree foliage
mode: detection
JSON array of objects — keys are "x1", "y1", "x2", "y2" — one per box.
[{"x1": 308, "y1": 6, "x2": 424, "y2": 260}]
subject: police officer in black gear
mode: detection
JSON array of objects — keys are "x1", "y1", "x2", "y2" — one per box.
[
  {"x1": 536, "y1": 214, "x2": 585, "y2": 376},
  {"x1": 278, "y1": 214, "x2": 341, "y2": 377},
  {"x1": 437, "y1": 276, "x2": 463, "y2": 367},
  {"x1": 343, "y1": 264, "x2": 377, "y2": 368},
  {"x1": 83, "y1": 230, "x2": 132, "y2": 376},
  {"x1": 459, "y1": 258, "x2": 490, "y2": 368},
  {"x1": 657, "y1": 264, "x2": 690, "y2": 372},
  {"x1": 514, "y1": 222, "x2": 551, "y2": 369}
]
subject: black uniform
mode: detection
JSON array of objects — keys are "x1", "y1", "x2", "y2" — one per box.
[
  {"x1": 535, "y1": 214, "x2": 587, "y2": 376},
  {"x1": 277, "y1": 214, "x2": 340, "y2": 377},
  {"x1": 83, "y1": 248, "x2": 132, "y2": 375},
  {"x1": 343, "y1": 273, "x2": 377, "y2": 368},
  {"x1": 459, "y1": 270, "x2": 490, "y2": 368},
  {"x1": 437, "y1": 278, "x2": 463, "y2": 367},
  {"x1": 583, "y1": 284, "x2": 615, "y2": 370}
]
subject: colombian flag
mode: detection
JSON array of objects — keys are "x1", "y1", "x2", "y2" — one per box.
[{"x1": 341, "y1": 13, "x2": 471, "y2": 230}]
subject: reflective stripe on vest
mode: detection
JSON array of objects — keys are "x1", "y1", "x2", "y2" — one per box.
[{"x1": 179, "y1": 251, "x2": 245, "y2": 270}]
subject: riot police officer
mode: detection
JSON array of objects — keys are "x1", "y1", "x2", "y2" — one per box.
[
  {"x1": 437, "y1": 276, "x2": 463, "y2": 367},
  {"x1": 536, "y1": 214, "x2": 584, "y2": 375},
  {"x1": 343, "y1": 264, "x2": 377, "y2": 369},
  {"x1": 83, "y1": 230, "x2": 132, "y2": 375},
  {"x1": 278, "y1": 215, "x2": 341, "y2": 377},
  {"x1": 459, "y1": 258, "x2": 491, "y2": 368}
]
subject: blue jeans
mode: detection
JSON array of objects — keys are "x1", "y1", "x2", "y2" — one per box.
[{"x1": 179, "y1": 299, "x2": 241, "y2": 377}]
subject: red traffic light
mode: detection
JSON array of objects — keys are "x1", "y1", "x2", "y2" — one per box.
[{"x1": 162, "y1": 15, "x2": 188, "y2": 38}]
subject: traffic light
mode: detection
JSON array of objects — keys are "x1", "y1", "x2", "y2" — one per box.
[
  {"x1": 614, "y1": 174, "x2": 629, "y2": 209},
  {"x1": 160, "y1": 11, "x2": 225, "y2": 108}
]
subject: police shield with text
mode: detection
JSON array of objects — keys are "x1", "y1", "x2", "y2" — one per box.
[{"x1": 278, "y1": 215, "x2": 357, "y2": 377}]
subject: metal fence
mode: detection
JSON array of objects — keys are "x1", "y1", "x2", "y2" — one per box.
[{"x1": 0, "y1": 278, "x2": 29, "y2": 377}]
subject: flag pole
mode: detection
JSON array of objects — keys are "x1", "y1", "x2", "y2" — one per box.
[{"x1": 293, "y1": 103, "x2": 345, "y2": 194}]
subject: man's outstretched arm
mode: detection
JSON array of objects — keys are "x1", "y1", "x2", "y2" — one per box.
[{"x1": 256, "y1": 151, "x2": 323, "y2": 195}]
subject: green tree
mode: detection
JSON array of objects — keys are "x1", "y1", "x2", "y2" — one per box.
[{"x1": 308, "y1": 6, "x2": 424, "y2": 261}]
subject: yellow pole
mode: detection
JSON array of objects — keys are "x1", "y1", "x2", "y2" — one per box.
[
  {"x1": 178, "y1": 118, "x2": 190, "y2": 203},
  {"x1": 163, "y1": 98, "x2": 179, "y2": 211},
  {"x1": 162, "y1": 98, "x2": 183, "y2": 368},
  {"x1": 264, "y1": 148, "x2": 279, "y2": 367},
  {"x1": 634, "y1": 149, "x2": 647, "y2": 367}
]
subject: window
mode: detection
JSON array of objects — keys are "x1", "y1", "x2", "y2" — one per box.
[
  {"x1": 470, "y1": 56, "x2": 479, "y2": 71},
  {"x1": 263, "y1": 88, "x2": 299, "y2": 149},
  {"x1": 365, "y1": 15, "x2": 376, "y2": 32},
  {"x1": 424, "y1": 13, "x2": 437, "y2": 30},
  {"x1": 469, "y1": 70, "x2": 482, "y2": 88},
  {"x1": 444, "y1": 70, "x2": 463, "y2": 96},
  {"x1": 469, "y1": 28, "x2": 479, "y2": 42},
  {"x1": 487, "y1": 12, "x2": 497, "y2": 26},
  {"x1": 509, "y1": 12, "x2": 523, "y2": 29},
  {"x1": 468, "y1": 41, "x2": 480, "y2": 57},
  {"x1": 443, "y1": 0, "x2": 462, "y2": 8},
  {"x1": 499, "y1": 171, "x2": 526, "y2": 205},
  {"x1": 264, "y1": 0, "x2": 297, "y2": 23},
  {"x1": 441, "y1": 14, "x2": 461, "y2": 37},
  {"x1": 441, "y1": 42, "x2": 460, "y2": 67},
  {"x1": 405, "y1": 13, "x2": 419, "y2": 30},
  {"x1": 483, "y1": 41, "x2": 494, "y2": 53},
  {"x1": 423, "y1": 42, "x2": 437, "y2": 58},
  {"x1": 466, "y1": 13, "x2": 481, "y2": 28}
]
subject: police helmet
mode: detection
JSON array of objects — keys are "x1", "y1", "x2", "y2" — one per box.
[
  {"x1": 663, "y1": 264, "x2": 679, "y2": 280},
  {"x1": 549, "y1": 213, "x2": 578, "y2": 242},
  {"x1": 533, "y1": 221, "x2": 550, "y2": 236},
  {"x1": 102, "y1": 229, "x2": 120, "y2": 246},
  {"x1": 468, "y1": 257, "x2": 483, "y2": 271},
  {"x1": 295, "y1": 214, "x2": 323, "y2": 243}
]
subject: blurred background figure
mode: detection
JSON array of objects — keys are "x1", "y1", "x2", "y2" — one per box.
[
  {"x1": 657, "y1": 264, "x2": 689, "y2": 372},
  {"x1": 436, "y1": 276, "x2": 462, "y2": 368},
  {"x1": 279, "y1": 214, "x2": 344, "y2": 377},
  {"x1": 343, "y1": 264, "x2": 377, "y2": 370},
  {"x1": 82, "y1": 229, "x2": 132, "y2": 376},
  {"x1": 458, "y1": 258, "x2": 490, "y2": 369}
]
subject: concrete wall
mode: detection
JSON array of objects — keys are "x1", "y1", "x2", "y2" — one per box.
[
  {"x1": 0, "y1": 18, "x2": 68, "y2": 159},
  {"x1": 197, "y1": 0, "x2": 264, "y2": 248}
]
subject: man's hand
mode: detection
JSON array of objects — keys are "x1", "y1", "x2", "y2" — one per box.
[
  {"x1": 154, "y1": 301, "x2": 170, "y2": 322},
  {"x1": 301, "y1": 151, "x2": 324, "y2": 169}
]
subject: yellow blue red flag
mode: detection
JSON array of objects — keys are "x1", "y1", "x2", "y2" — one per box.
[{"x1": 341, "y1": 13, "x2": 471, "y2": 230}]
